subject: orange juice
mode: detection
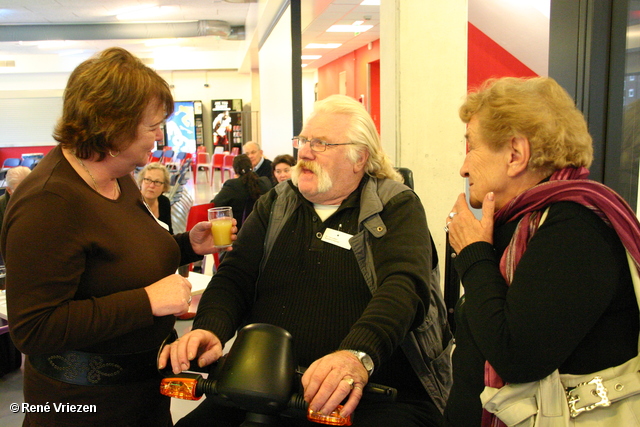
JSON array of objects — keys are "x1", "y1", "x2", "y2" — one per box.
[{"x1": 211, "y1": 218, "x2": 233, "y2": 247}]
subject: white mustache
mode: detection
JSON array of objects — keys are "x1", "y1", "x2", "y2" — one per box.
[{"x1": 292, "y1": 160, "x2": 332, "y2": 193}]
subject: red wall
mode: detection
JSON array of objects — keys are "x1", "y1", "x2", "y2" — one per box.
[
  {"x1": 0, "y1": 146, "x2": 55, "y2": 166},
  {"x1": 467, "y1": 22, "x2": 538, "y2": 90},
  {"x1": 317, "y1": 39, "x2": 381, "y2": 131}
]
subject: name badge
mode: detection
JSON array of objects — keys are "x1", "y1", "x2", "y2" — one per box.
[{"x1": 321, "y1": 227, "x2": 353, "y2": 250}]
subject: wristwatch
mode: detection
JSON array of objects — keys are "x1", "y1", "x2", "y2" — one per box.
[{"x1": 347, "y1": 350, "x2": 374, "y2": 376}]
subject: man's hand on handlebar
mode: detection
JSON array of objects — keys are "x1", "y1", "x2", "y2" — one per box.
[
  {"x1": 301, "y1": 350, "x2": 369, "y2": 419},
  {"x1": 157, "y1": 329, "x2": 223, "y2": 374}
]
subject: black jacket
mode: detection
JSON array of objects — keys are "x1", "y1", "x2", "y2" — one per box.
[{"x1": 212, "y1": 175, "x2": 272, "y2": 229}]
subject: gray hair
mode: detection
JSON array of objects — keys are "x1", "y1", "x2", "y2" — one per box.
[
  {"x1": 243, "y1": 140, "x2": 261, "y2": 151},
  {"x1": 137, "y1": 162, "x2": 171, "y2": 192},
  {"x1": 309, "y1": 95, "x2": 402, "y2": 182},
  {"x1": 6, "y1": 166, "x2": 31, "y2": 191}
]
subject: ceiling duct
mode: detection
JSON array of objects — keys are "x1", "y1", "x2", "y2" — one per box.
[
  {"x1": 0, "y1": 20, "x2": 245, "y2": 42},
  {"x1": 198, "y1": 20, "x2": 231, "y2": 38}
]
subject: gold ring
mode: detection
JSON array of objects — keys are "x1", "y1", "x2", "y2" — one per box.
[{"x1": 343, "y1": 378, "x2": 354, "y2": 389}]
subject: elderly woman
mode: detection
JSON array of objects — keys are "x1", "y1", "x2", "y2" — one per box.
[
  {"x1": 0, "y1": 47, "x2": 234, "y2": 426},
  {"x1": 443, "y1": 77, "x2": 640, "y2": 426},
  {"x1": 271, "y1": 153, "x2": 296, "y2": 184},
  {"x1": 138, "y1": 162, "x2": 173, "y2": 233}
]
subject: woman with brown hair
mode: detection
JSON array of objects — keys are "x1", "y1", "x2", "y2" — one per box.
[{"x1": 1, "y1": 47, "x2": 235, "y2": 426}]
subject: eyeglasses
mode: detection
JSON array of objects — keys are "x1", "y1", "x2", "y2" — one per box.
[
  {"x1": 292, "y1": 136, "x2": 357, "y2": 152},
  {"x1": 142, "y1": 177, "x2": 165, "y2": 187}
]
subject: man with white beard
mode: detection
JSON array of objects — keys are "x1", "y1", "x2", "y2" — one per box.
[{"x1": 160, "y1": 95, "x2": 451, "y2": 427}]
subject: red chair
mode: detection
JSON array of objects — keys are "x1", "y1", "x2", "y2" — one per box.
[
  {"x1": 185, "y1": 203, "x2": 220, "y2": 272},
  {"x1": 221, "y1": 154, "x2": 236, "y2": 184},
  {"x1": 161, "y1": 149, "x2": 175, "y2": 166},
  {"x1": 231, "y1": 147, "x2": 240, "y2": 155},
  {"x1": 179, "y1": 203, "x2": 219, "y2": 320},
  {"x1": 212, "y1": 153, "x2": 225, "y2": 184},
  {"x1": 194, "y1": 152, "x2": 212, "y2": 184},
  {"x1": 148, "y1": 150, "x2": 163, "y2": 163}
]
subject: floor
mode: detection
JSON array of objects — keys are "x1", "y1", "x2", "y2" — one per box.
[{"x1": 0, "y1": 167, "x2": 223, "y2": 426}]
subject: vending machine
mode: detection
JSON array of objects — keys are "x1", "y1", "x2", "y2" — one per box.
[
  {"x1": 164, "y1": 100, "x2": 204, "y2": 153},
  {"x1": 212, "y1": 99, "x2": 243, "y2": 152}
]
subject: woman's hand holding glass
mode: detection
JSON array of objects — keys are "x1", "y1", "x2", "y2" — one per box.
[
  {"x1": 447, "y1": 192, "x2": 495, "y2": 254},
  {"x1": 188, "y1": 218, "x2": 238, "y2": 255}
]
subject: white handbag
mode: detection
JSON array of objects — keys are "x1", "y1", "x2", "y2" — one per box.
[{"x1": 480, "y1": 250, "x2": 640, "y2": 426}]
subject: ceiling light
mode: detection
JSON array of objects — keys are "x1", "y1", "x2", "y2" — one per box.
[
  {"x1": 326, "y1": 25, "x2": 373, "y2": 33},
  {"x1": 353, "y1": 21, "x2": 364, "y2": 26},
  {"x1": 301, "y1": 64, "x2": 308, "y2": 68},
  {"x1": 305, "y1": 43, "x2": 342, "y2": 49},
  {"x1": 360, "y1": 0, "x2": 380, "y2": 5},
  {"x1": 116, "y1": 5, "x2": 178, "y2": 21},
  {"x1": 301, "y1": 55, "x2": 321, "y2": 60}
]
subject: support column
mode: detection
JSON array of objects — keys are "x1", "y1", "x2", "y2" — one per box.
[{"x1": 380, "y1": 0, "x2": 468, "y2": 287}]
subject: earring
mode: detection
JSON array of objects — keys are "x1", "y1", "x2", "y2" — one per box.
[{"x1": 109, "y1": 150, "x2": 120, "y2": 158}]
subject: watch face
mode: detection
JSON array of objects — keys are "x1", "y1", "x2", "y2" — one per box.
[{"x1": 362, "y1": 354, "x2": 374, "y2": 371}]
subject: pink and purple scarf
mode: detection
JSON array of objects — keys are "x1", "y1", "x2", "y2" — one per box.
[{"x1": 482, "y1": 166, "x2": 640, "y2": 427}]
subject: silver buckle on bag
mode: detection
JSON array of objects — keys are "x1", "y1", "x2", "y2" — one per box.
[{"x1": 566, "y1": 376, "x2": 611, "y2": 418}]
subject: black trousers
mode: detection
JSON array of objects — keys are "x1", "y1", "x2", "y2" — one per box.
[{"x1": 174, "y1": 397, "x2": 443, "y2": 427}]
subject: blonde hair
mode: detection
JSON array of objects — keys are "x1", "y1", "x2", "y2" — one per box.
[
  {"x1": 137, "y1": 162, "x2": 171, "y2": 192},
  {"x1": 460, "y1": 77, "x2": 593, "y2": 175},
  {"x1": 310, "y1": 95, "x2": 402, "y2": 182}
]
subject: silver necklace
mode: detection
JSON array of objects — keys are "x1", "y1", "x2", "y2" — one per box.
[{"x1": 74, "y1": 154, "x2": 120, "y2": 198}]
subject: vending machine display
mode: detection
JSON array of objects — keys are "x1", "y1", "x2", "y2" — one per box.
[
  {"x1": 212, "y1": 99, "x2": 242, "y2": 152},
  {"x1": 164, "y1": 100, "x2": 204, "y2": 153}
]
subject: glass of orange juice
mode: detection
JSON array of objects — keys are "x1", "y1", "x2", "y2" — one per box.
[{"x1": 208, "y1": 207, "x2": 233, "y2": 248}]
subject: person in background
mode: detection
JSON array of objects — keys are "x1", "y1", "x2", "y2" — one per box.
[
  {"x1": 160, "y1": 94, "x2": 451, "y2": 427},
  {"x1": 0, "y1": 166, "x2": 31, "y2": 227},
  {"x1": 0, "y1": 47, "x2": 236, "y2": 427},
  {"x1": 271, "y1": 153, "x2": 295, "y2": 185},
  {"x1": 211, "y1": 154, "x2": 271, "y2": 230},
  {"x1": 138, "y1": 162, "x2": 173, "y2": 234},
  {"x1": 443, "y1": 76, "x2": 640, "y2": 426},
  {"x1": 243, "y1": 140, "x2": 273, "y2": 181}
]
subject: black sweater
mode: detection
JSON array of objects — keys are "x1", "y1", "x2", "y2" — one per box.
[
  {"x1": 444, "y1": 201, "x2": 639, "y2": 426},
  {"x1": 195, "y1": 179, "x2": 432, "y2": 399}
]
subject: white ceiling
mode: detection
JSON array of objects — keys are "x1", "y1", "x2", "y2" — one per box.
[{"x1": 0, "y1": 0, "x2": 380, "y2": 72}]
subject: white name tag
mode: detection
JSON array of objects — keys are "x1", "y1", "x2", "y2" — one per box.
[{"x1": 321, "y1": 227, "x2": 353, "y2": 250}]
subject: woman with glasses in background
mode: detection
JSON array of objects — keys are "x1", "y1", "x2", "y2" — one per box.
[{"x1": 138, "y1": 162, "x2": 173, "y2": 233}]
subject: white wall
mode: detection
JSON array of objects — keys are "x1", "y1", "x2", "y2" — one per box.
[
  {"x1": 0, "y1": 70, "x2": 251, "y2": 149},
  {"x1": 257, "y1": 5, "x2": 293, "y2": 161}
]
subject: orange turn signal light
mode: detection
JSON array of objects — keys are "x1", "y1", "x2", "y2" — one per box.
[
  {"x1": 307, "y1": 406, "x2": 352, "y2": 426},
  {"x1": 159, "y1": 374, "x2": 202, "y2": 401}
]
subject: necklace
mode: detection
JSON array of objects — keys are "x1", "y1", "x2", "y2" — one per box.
[{"x1": 74, "y1": 154, "x2": 120, "y2": 198}]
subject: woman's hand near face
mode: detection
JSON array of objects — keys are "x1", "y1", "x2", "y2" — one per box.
[
  {"x1": 447, "y1": 192, "x2": 495, "y2": 254},
  {"x1": 188, "y1": 219, "x2": 238, "y2": 255}
]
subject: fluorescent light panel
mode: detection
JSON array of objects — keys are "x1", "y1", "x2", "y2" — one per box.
[
  {"x1": 360, "y1": 0, "x2": 380, "y2": 5},
  {"x1": 301, "y1": 55, "x2": 321, "y2": 60}
]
